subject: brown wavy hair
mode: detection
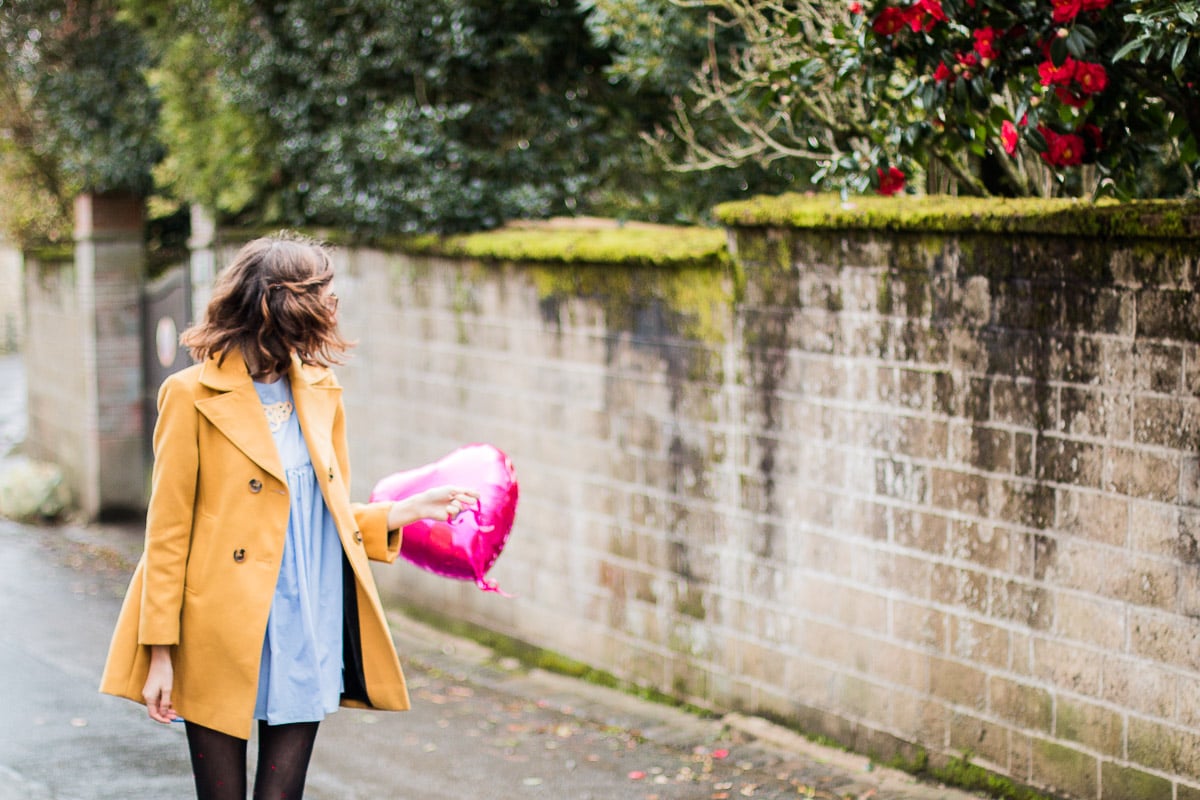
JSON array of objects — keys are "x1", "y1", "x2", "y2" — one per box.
[{"x1": 182, "y1": 232, "x2": 353, "y2": 377}]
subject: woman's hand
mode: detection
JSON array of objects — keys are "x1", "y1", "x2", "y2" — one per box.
[
  {"x1": 142, "y1": 645, "x2": 177, "y2": 724},
  {"x1": 388, "y1": 486, "x2": 481, "y2": 530}
]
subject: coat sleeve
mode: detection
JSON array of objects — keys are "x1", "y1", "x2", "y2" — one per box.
[
  {"x1": 330, "y1": 383, "x2": 401, "y2": 563},
  {"x1": 138, "y1": 374, "x2": 200, "y2": 645}
]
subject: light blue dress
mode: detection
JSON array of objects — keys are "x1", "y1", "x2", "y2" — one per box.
[{"x1": 252, "y1": 377, "x2": 345, "y2": 724}]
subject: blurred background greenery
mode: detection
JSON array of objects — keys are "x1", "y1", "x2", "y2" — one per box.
[{"x1": 1, "y1": 0, "x2": 1195, "y2": 251}]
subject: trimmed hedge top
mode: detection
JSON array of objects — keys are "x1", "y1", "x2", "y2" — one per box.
[
  {"x1": 714, "y1": 193, "x2": 1200, "y2": 239},
  {"x1": 390, "y1": 221, "x2": 730, "y2": 269}
]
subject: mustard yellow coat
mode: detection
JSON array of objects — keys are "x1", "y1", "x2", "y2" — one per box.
[{"x1": 100, "y1": 353, "x2": 410, "y2": 738}]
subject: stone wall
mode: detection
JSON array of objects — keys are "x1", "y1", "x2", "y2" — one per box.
[
  {"x1": 22, "y1": 194, "x2": 145, "y2": 517},
  {"x1": 23, "y1": 253, "x2": 91, "y2": 501},
  {"x1": 0, "y1": 242, "x2": 23, "y2": 353},
  {"x1": 319, "y1": 217, "x2": 1200, "y2": 800},
  {"x1": 29, "y1": 202, "x2": 1193, "y2": 798}
]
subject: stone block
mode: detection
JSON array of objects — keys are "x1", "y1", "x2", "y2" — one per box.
[
  {"x1": 1182, "y1": 674, "x2": 1200, "y2": 730},
  {"x1": 948, "y1": 614, "x2": 1010, "y2": 670},
  {"x1": 1058, "y1": 387, "x2": 1133, "y2": 441},
  {"x1": 891, "y1": 688, "x2": 949, "y2": 743},
  {"x1": 931, "y1": 562, "x2": 990, "y2": 614},
  {"x1": 946, "y1": 520, "x2": 1011, "y2": 570},
  {"x1": 1136, "y1": 289, "x2": 1200, "y2": 344},
  {"x1": 1057, "y1": 489, "x2": 1128, "y2": 547},
  {"x1": 1105, "y1": 447, "x2": 1179, "y2": 503},
  {"x1": 1048, "y1": 333, "x2": 1105, "y2": 384},
  {"x1": 954, "y1": 424, "x2": 1013, "y2": 474},
  {"x1": 1134, "y1": 395, "x2": 1200, "y2": 450},
  {"x1": 948, "y1": 711, "x2": 1011, "y2": 770},
  {"x1": 1053, "y1": 593, "x2": 1125, "y2": 652},
  {"x1": 989, "y1": 675, "x2": 1053, "y2": 733},
  {"x1": 1037, "y1": 435, "x2": 1104, "y2": 489},
  {"x1": 838, "y1": 673, "x2": 892, "y2": 723},
  {"x1": 991, "y1": 479, "x2": 1055, "y2": 529},
  {"x1": 1030, "y1": 739, "x2": 1099, "y2": 800},
  {"x1": 1100, "y1": 762, "x2": 1172, "y2": 800},
  {"x1": 929, "y1": 657, "x2": 987, "y2": 710},
  {"x1": 1065, "y1": 288, "x2": 1134, "y2": 337},
  {"x1": 893, "y1": 508, "x2": 950, "y2": 554},
  {"x1": 930, "y1": 467, "x2": 988, "y2": 517},
  {"x1": 1103, "y1": 654, "x2": 1176, "y2": 717},
  {"x1": 991, "y1": 579, "x2": 1054, "y2": 631},
  {"x1": 891, "y1": 598, "x2": 946, "y2": 651},
  {"x1": 1056, "y1": 698, "x2": 1123, "y2": 757},
  {"x1": 1129, "y1": 717, "x2": 1200, "y2": 779},
  {"x1": 1182, "y1": 458, "x2": 1200, "y2": 507},
  {"x1": 992, "y1": 377, "x2": 1041, "y2": 429},
  {"x1": 865, "y1": 639, "x2": 931, "y2": 691}
]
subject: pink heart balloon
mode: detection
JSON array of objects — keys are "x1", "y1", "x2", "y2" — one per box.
[{"x1": 369, "y1": 444, "x2": 518, "y2": 594}]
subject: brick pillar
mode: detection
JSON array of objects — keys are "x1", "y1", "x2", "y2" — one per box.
[{"x1": 74, "y1": 192, "x2": 145, "y2": 518}]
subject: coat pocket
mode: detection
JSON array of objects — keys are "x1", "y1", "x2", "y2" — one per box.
[{"x1": 183, "y1": 511, "x2": 222, "y2": 595}]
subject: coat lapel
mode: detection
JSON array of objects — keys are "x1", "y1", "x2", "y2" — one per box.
[
  {"x1": 289, "y1": 355, "x2": 341, "y2": 481},
  {"x1": 193, "y1": 353, "x2": 286, "y2": 485}
]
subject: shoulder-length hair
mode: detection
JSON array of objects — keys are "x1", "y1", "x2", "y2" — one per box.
[{"x1": 182, "y1": 232, "x2": 352, "y2": 376}]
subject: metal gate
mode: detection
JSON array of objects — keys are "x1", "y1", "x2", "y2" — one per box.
[{"x1": 141, "y1": 264, "x2": 192, "y2": 464}]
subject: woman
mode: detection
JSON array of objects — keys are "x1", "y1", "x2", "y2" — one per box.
[{"x1": 100, "y1": 233, "x2": 478, "y2": 799}]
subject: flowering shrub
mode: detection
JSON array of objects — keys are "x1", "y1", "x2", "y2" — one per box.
[{"x1": 861, "y1": 0, "x2": 1200, "y2": 197}]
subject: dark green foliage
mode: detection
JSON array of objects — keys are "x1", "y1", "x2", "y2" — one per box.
[
  {"x1": 128, "y1": 0, "x2": 794, "y2": 234},
  {"x1": 0, "y1": 0, "x2": 161, "y2": 242},
  {"x1": 124, "y1": 0, "x2": 783, "y2": 234}
]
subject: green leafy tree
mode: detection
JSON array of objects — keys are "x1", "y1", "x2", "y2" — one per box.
[
  {"x1": 129, "y1": 0, "x2": 792, "y2": 233},
  {"x1": 0, "y1": 0, "x2": 160, "y2": 243},
  {"x1": 131, "y1": 0, "x2": 729, "y2": 232},
  {"x1": 645, "y1": 0, "x2": 1198, "y2": 199}
]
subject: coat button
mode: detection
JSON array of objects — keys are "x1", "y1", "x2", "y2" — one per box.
[
  {"x1": 249, "y1": 479, "x2": 263, "y2": 493},
  {"x1": 354, "y1": 531, "x2": 363, "y2": 544},
  {"x1": 233, "y1": 548, "x2": 246, "y2": 563},
  {"x1": 328, "y1": 468, "x2": 334, "y2": 482}
]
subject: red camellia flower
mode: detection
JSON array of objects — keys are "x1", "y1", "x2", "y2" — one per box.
[
  {"x1": 1074, "y1": 62, "x2": 1108, "y2": 94},
  {"x1": 1051, "y1": 0, "x2": 1083, "y2": 22},
  {"x1": 1001, "y1": 120, "x2": 1019, "y2": 155},
  {"x1": 1038, "y1": 56, "x2": 1076, "y2": 86},
  {"x1": 872, "y1": 7, "x2": 910, "y2": 35},
  {"x1": 849, "y1": 1, "x2": 864, "y2": 12},
  {"x1": 933, "y1": 61, "x2": 955, "y2": 83},
  {"x1": 877, "y1": 166, "x2": 906, "y2": 195},
  {"x1": 910, "y1": 0, "x2": 946, "y2": 30},
  {"x1": 973, "y1": 27, "x2": 1000, "y2": 60},
  {"x1": 1039, "y1": 127, "x2": 1085, "y2": 167}
]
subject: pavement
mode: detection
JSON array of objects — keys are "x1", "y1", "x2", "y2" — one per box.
[{"x1": 0, "y1": 352, "x2": 987, "y2": 800}]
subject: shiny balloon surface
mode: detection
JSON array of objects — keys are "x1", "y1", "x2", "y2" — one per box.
[{"x1": 370, "y1": 444, "x2": 517, "y2": 594}]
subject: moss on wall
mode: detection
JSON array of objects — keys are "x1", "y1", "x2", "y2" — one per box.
[
  {"x1": 390, "y1": 223, "x2": 730, "y2": 270},
  {"x1": 24, "y1": 244, "x2": 74, "y2": 263},
  {"x1": 714, "y1": 193, "x2": 1200, "y2": 239}
]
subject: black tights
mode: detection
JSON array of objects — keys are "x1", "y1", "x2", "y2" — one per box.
[{"x1": 185, "y1": 720, "x2": 319, "y2": 800}]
